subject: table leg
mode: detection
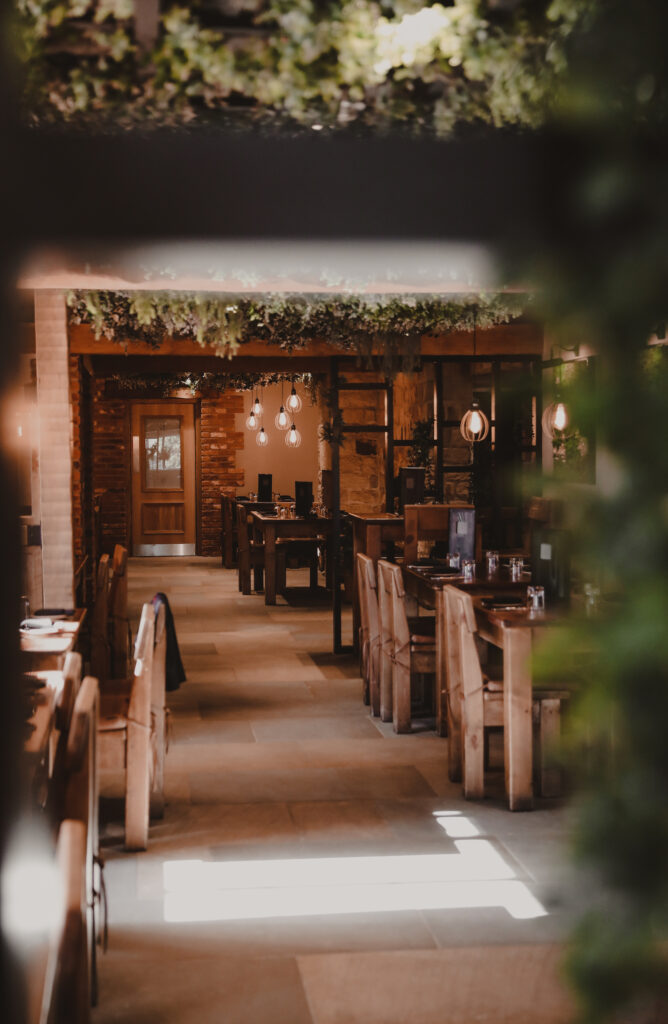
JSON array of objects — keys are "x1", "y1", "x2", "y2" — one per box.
[
  {"x1": 265, "y1": 525, "x2": 277, "y2": 605},
  {"x1": 503, "y1": 627, "x2": 533, "y2": 811}
]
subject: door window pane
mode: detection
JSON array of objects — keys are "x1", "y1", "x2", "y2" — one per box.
[{"x1": 144, "y1": 417, "x2": 183, "y2": 489}]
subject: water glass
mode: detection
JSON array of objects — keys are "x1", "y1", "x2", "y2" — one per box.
[
  {"x1": 509, "y1": 557, "x2": 524, "y2": 581},
  {"x1": 289, "y1": 503, "x2": 296, "y2": 519},
  {"x1": 446, "y1": 551, "x2": 461, "y2": 570},
  {"x1": 584, "y1": 583, "x2": 600, "y2": 618},
  {"x1": 527, "y1": 585, "x2": 545, "y2": 612},
  {"x1": 485, "y1": 550, "x2": 499, "y2": 575},
  {"x1": 462, "y1": 559, "x2": 475, "y2": 581}
]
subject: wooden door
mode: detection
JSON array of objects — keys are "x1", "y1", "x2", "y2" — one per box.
[{"x1": 131, "y1": 402, "x2": 196, "y2": 555}]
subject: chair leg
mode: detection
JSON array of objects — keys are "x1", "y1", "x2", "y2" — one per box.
[
  {"x1": 462, "y1": 688, "x2": 485, "y2": 799},
  {"x1": 379, "y1": 648, "x2": 393, "y2": 723},
  {"x1": 537, "y1": 697, "x2": 562, "y2": 798},
  {"x1": 393, "y1": 660, "x2": 411, "y2": 734},
  {"x1": 125, "y1": 721, "x2": 150, "y2": 851},
  {"x1": 150, "y1": 708, "x2": 166, "y2": 819}
]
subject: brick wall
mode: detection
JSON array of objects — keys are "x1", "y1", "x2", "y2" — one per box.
[
  {"x1": 91, "y1": 379, "x2": 130, "y2": 553},
  {"x1": 69, "y1": 355, "x2": 84, "y2": 564},
  {"x1": 338, "y1": 372, "x2": 386, "y2": 514},
  {"x1": 200, "y1": 392, "x2": 245, "y2": 555}
]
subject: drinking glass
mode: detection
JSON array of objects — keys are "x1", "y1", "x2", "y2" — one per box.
[
  {"x1": 527, "y1": 585, "x2": 545, "y2": 611},
  {"x1": 485, "y1": 550, "x2": 499, "y2": 575},
  {"x1": 289, "y1": 503, "x2": 296, "y2": 519},
  {"x1": 510, "y1": 557, "x2": 524, "y2": 581},
  {"x1": 462, "y1": 559, "x2": 475, "y2": 581},
  {"x1": 584, "y1": 583, "x2": 600, "y2": 618},
  {"x1": 446, "y1": 551, "x2": 461, "y2": 570}
]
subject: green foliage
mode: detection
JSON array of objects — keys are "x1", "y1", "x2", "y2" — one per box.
[
  {"x1": 14, "y1": 0, "x2": 596, "y2": 131},
  {"x1": 109, "y1": 369, "x2": 316, "y2": 395},
  {"x1": 67, "y1": 289, "x2": 528, "y2": 365},
  {"x1": 527, "y1": 3, "x2": 668, "y2": 1018}
]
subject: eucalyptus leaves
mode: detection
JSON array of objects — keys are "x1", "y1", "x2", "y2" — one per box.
[
  {"x1": 67, "y1": 289, "x2": 528, "y2": 367},
  {"x1": 16, "y1": 0, "x2": 595, "y2": 132}
]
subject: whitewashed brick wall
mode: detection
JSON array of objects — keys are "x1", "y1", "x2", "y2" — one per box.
[{"x1": 35, "y1": 290, "x2": 74, "y2": 607}]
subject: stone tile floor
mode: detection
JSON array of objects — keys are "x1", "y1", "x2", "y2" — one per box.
[{"x1": 94, "y1": 557, "x2": 584, "y2": 1024}]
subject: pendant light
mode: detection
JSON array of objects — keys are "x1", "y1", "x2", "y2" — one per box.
[
  {"x1": 245, "y1": 405, "x2": 258, "y2": 431},
  {"x1": 286, "y1": 383, "x2": 302, "y2": 414},
  {"x1": 459, "y1": 311, "x2": 490, "y2": 443},
  {"x1": 256, "y1": 425, "x2": 269, "y2": 447},
  {"x1": 285, "y1": 422, "x2": 302, "y2": 449},
  {"x1": 274, "y1": 382, "x2": 290, "y2": 430},
  {"x1": 252, "y1": 390, "x2": 263, "y2": 417}
]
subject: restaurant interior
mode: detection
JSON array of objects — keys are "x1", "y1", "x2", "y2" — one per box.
[{"x1": 2, "y1": 3, "x2": 668, "y2": 1024}]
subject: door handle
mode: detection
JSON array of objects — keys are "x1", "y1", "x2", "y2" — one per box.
[{"x1": 132, "y1": 435, "x2": 140, "y2": 473}]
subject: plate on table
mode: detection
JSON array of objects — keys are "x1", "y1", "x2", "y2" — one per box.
[{"x1": 20, "y1": 618, "x2": 59, "y2": 636}]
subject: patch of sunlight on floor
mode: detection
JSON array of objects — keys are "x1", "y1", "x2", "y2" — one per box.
[{"x1": 162, "y1": 813, "x2": 547, "y2": 924}]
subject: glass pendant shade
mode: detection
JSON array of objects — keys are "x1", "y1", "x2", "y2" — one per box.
[
  {"x1": 256, "y1": 426, "x2": 269, "y2": 447},
  {"x1": 286, "y1": 386, "x2": 302, "y2": 414},
  {"x1": 285, "y1": 423, "x2": 302, "y2": 449},
  {"x1": 542, "y1": 399, "x2": 571, "y2": 440},
  {"x1": 245, "y1": 409, "x2": 258, "y2": 431},
  {"x1": 252, "y1": 394, "x2": 263, "y2": 417},
  {"x1": 460, "y1": 401, "x2": 489, "y2": 442},
  {"x1": 275, "y1": 405, "x2": 290, "y2": 430}
]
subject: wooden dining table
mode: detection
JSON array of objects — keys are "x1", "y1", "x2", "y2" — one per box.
[
  {"x1": 251, "y1": 512, "x2": 334, "y2": 605},
  {"x1": 402, "y1": 562, "x2": 554, "y2": 810},
  {"x1": 349, "y1": 512, "x2": 404, "y2": 654},
  {"x1": 20, "y1": 610, "x2": 86, "y2": 670}
]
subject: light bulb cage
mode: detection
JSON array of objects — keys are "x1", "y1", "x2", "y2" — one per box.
[
  {"x1": 286, "y1": 386, "x2": 303, "y2": 414},
  {"x1": 275, "y1": 405, "x2": 290, "y2": 431},
  {"x1": 459, "y1": 401, "x2": 490, "y2": 443},
  {"x1": 245, "y1": 410, "x2": 259, "y2": 431},
  {"x1": 256, "y1": 426, "x2": 269, "y2": 447},
  {"x1": 541, "y1": 398, "x2": 573, "y2": 440},
  {"x1": 252, "y1": 392, "x2": 263, "y2": 417},
  {"x1": 285, "y1": 423, "x2": 302, "y2": 449}
]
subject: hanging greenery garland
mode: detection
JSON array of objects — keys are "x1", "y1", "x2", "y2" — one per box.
[
  {"x1": 108, "y1": 369, "x2": 317, "y2": 397},
  {"x1": 67, "y1": 289, "x2": 530, "y2": 371}
]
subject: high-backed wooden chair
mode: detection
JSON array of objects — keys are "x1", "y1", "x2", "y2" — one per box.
[
  {"x1": 403, "y1": 503, "x2": 475, "y2": 564},
  {"x1": 55, "y1": 651, "x2": 83, "y2": 732},
  {"x1": 98, "y1": 602, "x2": 155, "y2": 850},
  {"x1": 149, "y1": 600, "x2": 168, "y2": 819},
  {"x1": 237, "y1": 504, "x2": 267, "y2": 594},
  {"x1": 61, "y1": 676, "x2": 102, "y2": 1007},
  {"x1": 444, "y1": 585, "x2": 571, "y2": 800},
  {"x1": 356, "y1": 553, "x2": 381, "y2": 715},
  {"x1": 221, "y1": 494, "x2": 239, "y2": 569},
  {"x1": 377, "y1": 560, "x2": 436, "y2": 733},
  {"x1": 46, "y1": 819, "x2": 90, "y2": 1024},
  {"x1": 90, "y1": 554, "x2": 110, "y2": 684},
  {"x1": 108, "y1": 545, "x2": 130, "y2": 679}
]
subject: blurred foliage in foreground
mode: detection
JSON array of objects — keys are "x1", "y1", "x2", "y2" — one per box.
[{"x1": 529, "y1": 2, "x2": 668, "y2": 1020}]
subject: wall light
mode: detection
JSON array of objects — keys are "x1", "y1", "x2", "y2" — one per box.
[{"x1": 541, "y1": 397, "x2": 571, "y2": 440}]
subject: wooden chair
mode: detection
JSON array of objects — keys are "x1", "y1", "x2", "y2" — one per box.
[
  {"x1": 46, "y1": 819, "x2": 90, "y2": 1024},
  {"x1": 98, "y1": 602, "x2": 155, "y2": 850},
  {"x1": 356, "y1": 553, "x2": 381, "y2": 715},
  {"x1": 90, "y1": 554, "x2": 110, "y2": 684},
  {"x1": 237, "y1": 504, "x2": 268, "y2": 594},
  {"x1": 55, "y1": 651, "x2": 83, "y2": 732},
  {"x1": 60, "y1": 676, "x2": 102, "y2": 1008},
  {"x1": 221, "y1": 493, "x2": 239, "y2": 569},
  {"x1": 377, "y1": 560, "x2": 436, "y2": 733},
  {"x1": 108, "y1": 545, "x2": 130, "y2": 679},
  {"x1": 149, "y1": 600, "x2": 168, "y2": 819},
  {"x1": 403, "y1": 503, "x2": 475, "y2": 565},
  {"x1": 444, "y1": 585, "x2": 571, "y2": 800}
]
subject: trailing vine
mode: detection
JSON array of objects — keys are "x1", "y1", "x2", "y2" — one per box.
[
  {"x1": 15, "y1": 1, "x2": 597, "y2": 133},
  {"x1": 108, "y1": 369, "x2": 317, "y2": 396},
  {"x1": 67, "y1": 289, "x2": 529, "y2": 369}
]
